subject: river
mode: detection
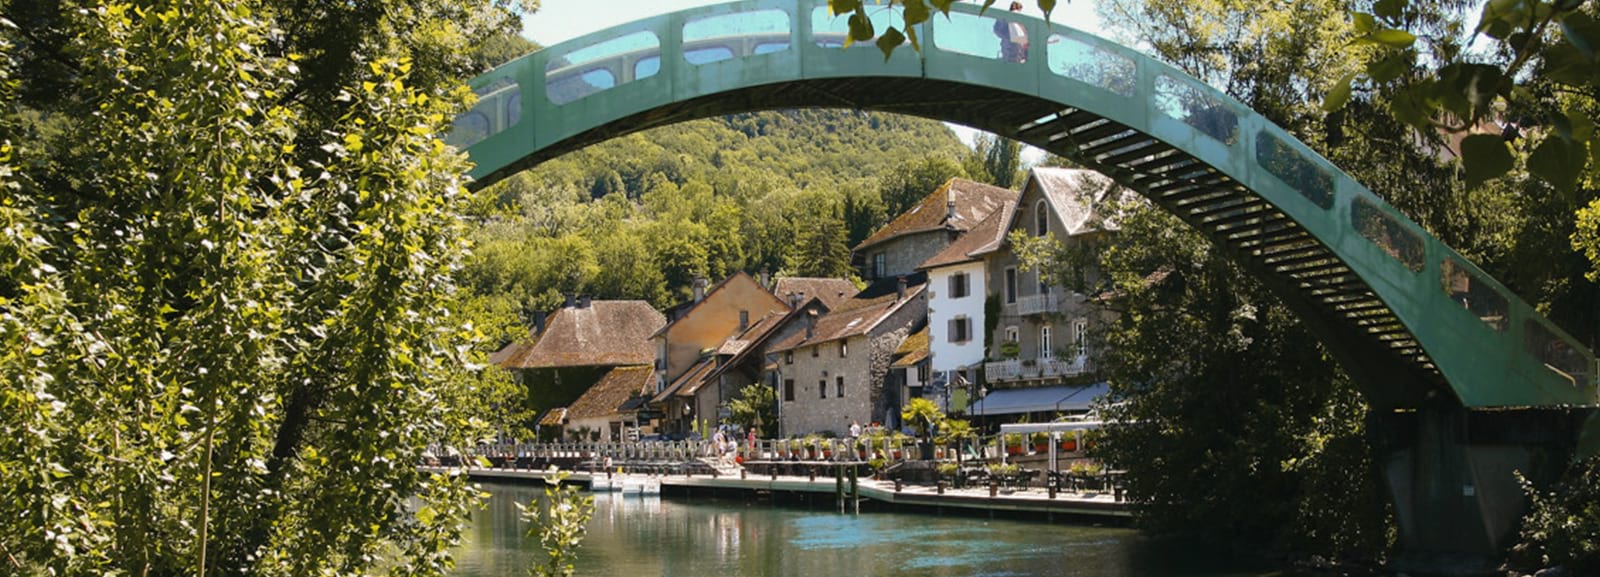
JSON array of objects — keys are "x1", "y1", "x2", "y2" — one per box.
[{"x1": 453, "y1": 481, "x2": 1285, "y2": 577}]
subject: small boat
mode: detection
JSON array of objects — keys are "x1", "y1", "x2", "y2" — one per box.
[{"x1": 620, "y1": 477, "x2": 661, "y2": 496}]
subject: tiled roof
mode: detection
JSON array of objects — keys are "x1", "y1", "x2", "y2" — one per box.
[
  {"x1": 918, "y1": 202, "x2": 1015, "y2": 270},
  {"x1": 770, "y1": 273, "x2": 927, "y2": 352},
  {"x1": 653, "y1": 356, "x2": 718, "y2": 402},
  {"x1": 567, "y1": 365, "x2": 654, "y2": 420},
  {"x1": 699, "y1": 308, "x2": 806, "y2": 386},
  {"x1": 891, "y1": 326, "x2": 930, "y2": 367},
  {"x1": 498, "y1": 301, "x2": 665, "y2": 369},
  {"x1": 853, "y1": 178, "x2": 1018, "y2": 252},
  {"x1": 772, "y1": 277, "x2": 859, "y2": 309},
  {"x1": 538, "y1": 407, "x2": 567, "y2": 427}
]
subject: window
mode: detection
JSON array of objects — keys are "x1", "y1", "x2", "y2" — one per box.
[
  {"x1": 839, "y1": 341, "x2": 848, "y2": 358},
  {"x1": 784, "y1": 379, "x2": 795, "y2": 401},
  {"x1": 949, "y1": 272, "x2": 970, "y2": 299},
  {"x1": 1005, "y1": 268, "x2": 1018, "y2": 303},
  {"x1": 1005, "y1": 326, "x2": 1019, "y2": 343},
  {"x1": 812, "y1": 345, "x2": 819, "y2": 358},
  {"x1": 1352, "y1": 197, "x2": 1425, "y2": 272},
  {"x1": 872, "y1": 253, "x2": 886, "y2": 279},
  {"x1": 1035, "y1": 200, "x2": 1049, "y2": 237},
  {"x1": 819, "y1": 379, "x2": 828, "y2": 399},
  {"x1": 836, "y1": 376, "x2": 845, "y2": 398},
  {"x1": 1441, "y1": 257, "x2": 1508, "y2": 332},
  {"x1": 1074, "y1": 319, "x2": 1088, "y2": 357},
  {"x1": 785, "y1": 351, "x2": 793, "y2": 365},
  {"x1": 1041, "y1": 325, "x2": 1053, "y2": 359},
  {"x1": 948, "y1": 317, "x2": 971, "y2": 343},
  {"x1": 917, "y1": 363, "x2": 930, "y2": 382}
]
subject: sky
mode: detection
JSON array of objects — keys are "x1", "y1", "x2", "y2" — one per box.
[{"x1": 520, "y1": 1, "x2": 1105, "y2": 165}]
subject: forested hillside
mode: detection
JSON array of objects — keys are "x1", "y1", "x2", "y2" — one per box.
[{"x1": 461, "y1": 108, "x2": 1017, "y2": 337}]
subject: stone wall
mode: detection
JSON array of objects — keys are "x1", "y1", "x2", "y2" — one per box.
[
  {"x1": 862, "y1": 230, "x2": 952, "y2": 281},
  {"x1": 774, "y1": 335, "x2": 873, "y2": 436}
]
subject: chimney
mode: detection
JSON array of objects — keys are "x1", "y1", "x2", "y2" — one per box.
[
  {"x1": 760, "y1": 268, "x2": 771, "y2": 289},
  {"x1": 564, "y1": 293, "x2": 576, "y2": 308},
  {"x1": 897, "y1": 276, "x2": 907, "y2": 302},
  {"x1": 692, "y1": 276, "x2": 707, "y2": 303},
  {"x1": 534, "y1": 310, "x2": 547, "y2": 335},
  {"x1": 946, "y1": 198, "x2": 956, "y2": 221},
  {"x1": 788, "y1": 292, "x2": 799, "y2": 308},
  {"x1": 805, "y1": 309, "x2": 817, "y2": 340},
  {"x1": 578, "y1": 294, "x2": 591, "y2": 308}
]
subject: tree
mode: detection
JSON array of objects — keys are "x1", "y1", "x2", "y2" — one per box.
[
  {"x1": 0, "y1": 0, "x2": 530, "y2": 574},
  {"x1": 877, "y1": 155, "x2": 968, "y2": 218},
  {"x1": 726, "y1": 383, "x2": 777, "y2": 437},
  {"x1": 977, "y1": 133, "x2": 1022, "y2": 189}
]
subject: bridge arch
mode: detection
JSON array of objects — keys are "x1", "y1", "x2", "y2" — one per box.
[{"x1": 455, "y1": 0, "x2": 1597, "y2": 413}]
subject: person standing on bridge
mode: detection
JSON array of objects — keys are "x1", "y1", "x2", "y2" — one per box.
[{"x1": 994, "y1": 2, "x2": 1028, "y2": 63}]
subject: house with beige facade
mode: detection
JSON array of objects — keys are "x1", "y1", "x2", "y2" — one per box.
[{"x1": 648, "y1": 272, "x2": 789, "y2": 436}]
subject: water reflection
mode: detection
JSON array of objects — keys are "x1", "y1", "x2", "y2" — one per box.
[{"x1": 453, "y1": 482, "x2": 1272, "y2": 577}]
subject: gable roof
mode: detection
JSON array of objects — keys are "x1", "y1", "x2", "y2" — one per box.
[
  {"x1": 917, "y1": 201, "x2": 1015, "y2": 270},
  {"x1": 567, "y1": 365, "x2": 655, "y2": 420},
  {"x1": 698, "y1": 307, "x2": 804, "y2": 386},
  {"x1": 772, "y1": 277, "x2": 859, "y2": 309},
  {"x1": 970, "y1": 168, "x2": 1125, "y2": 257},
  {"x1": 652, "y1": 271, "x2": 785, "y2": 339},
  {"x1": 538, "y1": 407, "x2": 568, "y2": 427},
  {"x1": 769, "y1": 273, "x2": 927, "y2": 353},
  {"x1": 496, "y1": 300, "x2": 665, "y2": 369},
  {"x1": 653, "y1": 356, "x2": 718, "y2": 402},
  {"x1": 853, "y1": 178, "x2": 1018, "y2": 252}
]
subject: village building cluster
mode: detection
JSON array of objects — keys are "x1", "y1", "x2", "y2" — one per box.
[{"x1": 493, "y1": 167, "x2": 1124, "y2": 441}]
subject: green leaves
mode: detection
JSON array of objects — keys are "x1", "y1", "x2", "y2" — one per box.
[
  {"x1": 876, "y1": 26, "x2": 906, "y2": 60},
  {"x1": 1460, "y1": 134, "x2": 1515, "y2": 189},
  {"x1": 1321, "y1": 71, "x2": 1357, "y2": 113},
  {"x1": 1527, "y1": 136, "x2": 1588, "y2": 193}
]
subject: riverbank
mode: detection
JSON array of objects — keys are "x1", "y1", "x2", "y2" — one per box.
[{"x1": 421, "y1": 465, "x2": 1130, "y2": 523}]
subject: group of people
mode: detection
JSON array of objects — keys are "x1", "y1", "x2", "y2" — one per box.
[{"x1": 709, "y1": 425, "x2": 755, "y2": 468}]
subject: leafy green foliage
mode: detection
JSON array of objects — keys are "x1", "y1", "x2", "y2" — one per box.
[
  {"x1": 1513, "y1": 457, "x2": 1600, "y2": 573},
  {"x1": 726, "y1": 383, "x2": 778, "y2": 436},
  {"x1": 900, "y1": 397, "x2": 945, "y2": 441},
  {"x1": 519, "y1": 471, "x2": 595, "y2": 577},
  {"x1": 0, "y1": 0, "x2": 532, "y2": 574}
]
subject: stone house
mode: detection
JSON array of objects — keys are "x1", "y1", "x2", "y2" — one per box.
[
  {"x1": 967, "y1": 168, "x2": 1123, "y2": 423},
  {"x1": 766, "y1": 274, "x2": 928, "y2": 437},
  {"x1": 492, "y1": 297, "x2": 665, "y2": 420},
  {"x1": 852, "y1": 178, "x2": 1017, "y2": 281},
  {"x1": 648, "y1": 272, "x2": 788, "y2": 435}
]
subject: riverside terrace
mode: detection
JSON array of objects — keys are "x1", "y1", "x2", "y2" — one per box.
[{"x1": 425, "y1": 437, "x2": 1127, "y2": 518}]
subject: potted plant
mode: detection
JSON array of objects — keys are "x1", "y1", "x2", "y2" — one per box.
[
  {"x1": 1059, "y1": 435, "x2": 1078, "y2": 452},
  {"x1": 1031, "y1": 432, "x2": 1050, "y2": 454},
  {"x1": 868, "y1": 457, "x2": 888, "y2": 479},
  {"x1": 998, "y1": 340, "x2": 1020, "y2": 358},
  {"x1": 1002, "y1": 433, "x2": 1026, "y2": 456}
]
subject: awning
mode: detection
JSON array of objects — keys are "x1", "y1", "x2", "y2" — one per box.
[{"x1": 968, "y1": 382, "x2": 1109, "y2": 416}]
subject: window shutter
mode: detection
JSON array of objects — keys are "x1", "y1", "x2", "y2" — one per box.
[
  {"x1": 960, "y1": 273, "x2": 970, "y2": 297},
  {"x1": 948, "y1": 274, "x2": 958, "y2": 297},
  {"x1": 947, "y1": 318, "x2": 958, "y2": 343}
]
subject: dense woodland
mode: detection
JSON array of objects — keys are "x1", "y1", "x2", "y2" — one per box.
[{"x1": 460, "y1": 105, "x2": 1025, "y2": 340}]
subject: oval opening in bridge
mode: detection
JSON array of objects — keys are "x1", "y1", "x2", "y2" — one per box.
[
  {"x1": 684, "y1": 9, "x2": 791, "y2": 65},
  {"x1": 1352, "y1": 197, "x2": 1425, "y2": 273},
  {"x1": 1047, "y1": 34, "x2": 1134, "y2": 96},
  {"x1": 1440, "y1": 257, "x2": 1508, "y2": 332},
  {"x1": 1255, "y1": 129, "x2": 1334, "y2": 209},
  {"x1": 934, "y1": 11, "x2": 1026, "y2": 63},
  {"x1": 447, "y1": 78, "x2": 518, "y2": 148},
  {"x1": 1524, "y1": 319, "x2": 1591, "y2": 387},
  {"x1": 1154, "y1": 75, "x2": 1238, "y2": 145},
  {"x1": 811, "y1": 6, "x2": 902, "y2": 49},
  {"x1": 546, "y1": 30, "x2": 661, "y2": 105}
]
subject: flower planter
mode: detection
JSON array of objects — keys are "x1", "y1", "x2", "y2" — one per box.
[
  {"x1": 1060, "y1": 439, "x2": 1078, "y2": 452},
  {"x1": 1005, "y1": 446, "x2": 1024, "y2": 456},
  {"x1": 1032, "y1": 443, "x2": 1049, "y2": 454}
]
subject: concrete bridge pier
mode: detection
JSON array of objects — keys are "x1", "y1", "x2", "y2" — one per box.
[{"x1": 1371, "y1": 403, "x2": 1592, "y2": 574}]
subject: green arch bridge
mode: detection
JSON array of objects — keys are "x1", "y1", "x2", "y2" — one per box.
[{"x1": 453, "y1": 0, "x2": 1599, "y2": 563}]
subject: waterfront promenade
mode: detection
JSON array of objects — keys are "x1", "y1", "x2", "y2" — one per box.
[{"x1": 420, "y1": 465, "x2": 1130, "y2": 521}]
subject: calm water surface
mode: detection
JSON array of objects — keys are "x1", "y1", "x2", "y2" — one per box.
[{"x1": 455, "y1": 481, "x2": 1275, "y2": 577}]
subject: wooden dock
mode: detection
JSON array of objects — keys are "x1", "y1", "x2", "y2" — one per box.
[{"x1": 420, "y1": 466, "x2": 1130, "y2": 520}]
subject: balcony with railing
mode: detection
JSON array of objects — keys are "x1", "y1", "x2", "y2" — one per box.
[
  {"x1": 1003, "y1": 293, "x2": 1066, "y2": 316},
  {"x1": 984, "y1": 356, "x2": 1093, "y2": 382}
]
